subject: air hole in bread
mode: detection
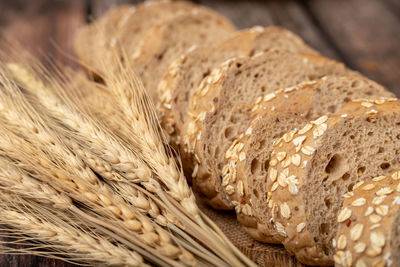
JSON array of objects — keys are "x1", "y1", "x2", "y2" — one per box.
[
  {"x1": 347, "y1": 182, "x2": 354, "y2": 192},
  {"x1": 156, "y1": 53, "x2": 164, "y2": 61},
  {"x1": 367, "y1": 131, "x2": 373, "y2": 136},
  {"x1": 324, "y1": 198, "x2": 333, "y2": 208},
  {"x1": 253, "y1": 188, "x2": 259, "y2": 198},
  {"x1": 350, "y1": 80, "x2": 360, "y2": 87},
  {"x1": 325, "y1": 154, "x2": 343, "y2": 174},
  {"x1": 327, "y1": 105, "x2": 336, "y2": 113},
  {"x1": 250, "y1": 158, "x2": 260, "y2": 175},
  {"x1": 320, "y1": 223, "x2": 329, "y2": 237},
  {"x1": 263, "y1": 160, "x2": 270, "y2": 173},
  {"x1": 236, "y1": 62, "x2": 242, "y2": 68},
  {"x1": 224, "y1": 127, "x2": 234, "y2": 138},
  {"x1": 342, "y1": 173, "x2": 350, "y2": 181},
  {"x1": 357, "y1": 166, "x2": 366, "y2": 175},
  {"x1": 381, "y1": 162, "x2": 391, "y2": 170}
]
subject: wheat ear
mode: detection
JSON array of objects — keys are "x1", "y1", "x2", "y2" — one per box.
[
  {"x1": 0, "y1": 196, "x2": 147, "y2": 267},
  {"x1": 0, "y1": 71, "x2": 194, "y2": 266}
]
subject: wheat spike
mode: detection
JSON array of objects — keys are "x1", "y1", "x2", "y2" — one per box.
[{"x1": 0, "y1": 196, "x2": 147, "y2": 267}]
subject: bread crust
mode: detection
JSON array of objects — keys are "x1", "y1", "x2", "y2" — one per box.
[{"x1": 266, "y1": 98, "x2": 399, "y2": 265}]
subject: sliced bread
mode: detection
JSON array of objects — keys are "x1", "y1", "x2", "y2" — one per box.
[
  {"x1": 158, "y1": 26, "x2": 318, "y2": 146},
  {"x1": 131, "y1": 8, "x2": 236, "y2": 103},
  {"x1": 181, "y1": 51, "x2": 358, "y2": 210},
  {"x1": 334, "y1": 170, "x2": 400, "y2": 267},
  {"x1": 223, "y1": 76, "x2": 394, "y2": 243},
  {"x1": 74, "y1": 1, "x2": 198, "y2": 76},
  {"x1": 265, "y1": 98, "x2": 400, "y2": 265}
]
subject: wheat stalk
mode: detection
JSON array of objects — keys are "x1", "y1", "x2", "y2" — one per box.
[
  {"x1": 0, "y1": 71, "x2": 194, "y2": 266},
  {"x1": 0, "y1": 195, "x2": 147, "y2": 267}
]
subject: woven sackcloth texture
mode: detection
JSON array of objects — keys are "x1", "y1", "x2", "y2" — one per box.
[{"x1": 198, "y1": 199, "x2": 305, "y2": 267}]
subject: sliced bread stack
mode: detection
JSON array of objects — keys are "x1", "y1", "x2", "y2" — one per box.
[
  {"x1": 334, "y1": 170, "x2": 400, "y2": 267},
  {"x1": 74, "y1": 1, "x2": 197, "y2": 76},
  {"x1": 222, "y1": 76, "x2": 395, "y2": 243},
  {"x1": 181, "y1": 51, "x2": 358, "y2": 210},
  {"x1": 263, "y1": 99, "x2": 400, "y2": 265},
  {"x1": 74, "y1": 1, "x2": 236, "y2": 103},
  {"x1": 131, "y1": 8, "x2": 236, "y2": 103},
  {"x1": 157, "y1": 26, "x2": 318, "y2": 146}
]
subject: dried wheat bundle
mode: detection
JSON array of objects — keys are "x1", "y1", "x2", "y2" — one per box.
[
  {"x1": 0, "y1": 71, "x2": 199, "y2": 266},
  {"x1": 4, "y1": 55, "x2": 254, "y2": 266}
]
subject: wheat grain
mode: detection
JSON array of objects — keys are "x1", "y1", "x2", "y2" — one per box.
[{"x1": 0, "y1": 156, "x2": 73, "y2": 209}]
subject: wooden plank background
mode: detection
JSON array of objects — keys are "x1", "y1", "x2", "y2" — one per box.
[{"x1": 0, "y1": 0, "x2": 399, "y2": 266}]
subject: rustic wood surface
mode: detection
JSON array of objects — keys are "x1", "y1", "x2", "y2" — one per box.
[{"x1": 0, "y1": 0, "x2": 398, "y2": 266}]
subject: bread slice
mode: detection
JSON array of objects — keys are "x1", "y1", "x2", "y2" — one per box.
[
  {"x1": 74, "y1": 1, "x2": 198, "y2": 76},
  {"x1": 132, "y1": 8, "x2": 236, "y2": 103},
  {"x1": 264, "y1": 98, "x2": 400, "y2": 265},
  {"x1": 158, "y1": 26, "x2": 318, "y2": 146},
  {"x1": 334, "y1": 170, "x2": 400, "y2": 267},
  {"x1": 181, "y1": 51, "x2": 358, "y2": 210},
  {"x1": 223, "y1": 76, "x2": 394, "y2": 243}
]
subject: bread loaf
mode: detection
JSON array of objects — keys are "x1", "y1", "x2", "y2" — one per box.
[
  {"x1": 158, "y1": 26, "x2": 318, "y2": 146},
  {"x1": 132, "y1": 8, "x2": 236, "y2": 103},
  {"x1": 74, "y1": 5, "x2": 135, "y2": 77},
  {"x1": 223, "y1": 76, "x2": 394, "y2": 243},
  {"x1": 74, "y1": 1, "x2": 204, "y2": 77},
  {"x1": 265, "y1": 98, "x2": 400, "y2": 265},
  {"x1": 181, "y1": 51, "x2": 358, "y2": 210},
  {"x1": 334, "y1": 170, "x2": 400, "y2": 267}
]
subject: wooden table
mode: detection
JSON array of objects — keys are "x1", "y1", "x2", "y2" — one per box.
[{"x1": 0, "y1": 0, "x2": 399, "y2": 266}]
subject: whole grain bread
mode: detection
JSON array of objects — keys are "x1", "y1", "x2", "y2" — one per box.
[
  {"x1": 158, "y1": 26, "x2": 318, "y2": 146},
  {"x1": 223, "y1": 76, "x2": 394, "y2": 243},
  {"x1": 334, "y1": 170, "x2": 400, "y2": 267},
  {"x1": 265, "y1": 98, "x2": 400, "y2": 265},
  {"x1": 181, "y1": 51, "x2": 358, "y2": 210},
  {"x1": 74, "y1": 1, "x2": 199, "y2": 76},
  {"x1": 131, "y1": 8, "x2": 236, "y2": 104}
]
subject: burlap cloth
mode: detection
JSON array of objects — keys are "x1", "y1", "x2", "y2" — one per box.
[{"x1": 197, "y1": 199, "x2": 305, "y2": 267}]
